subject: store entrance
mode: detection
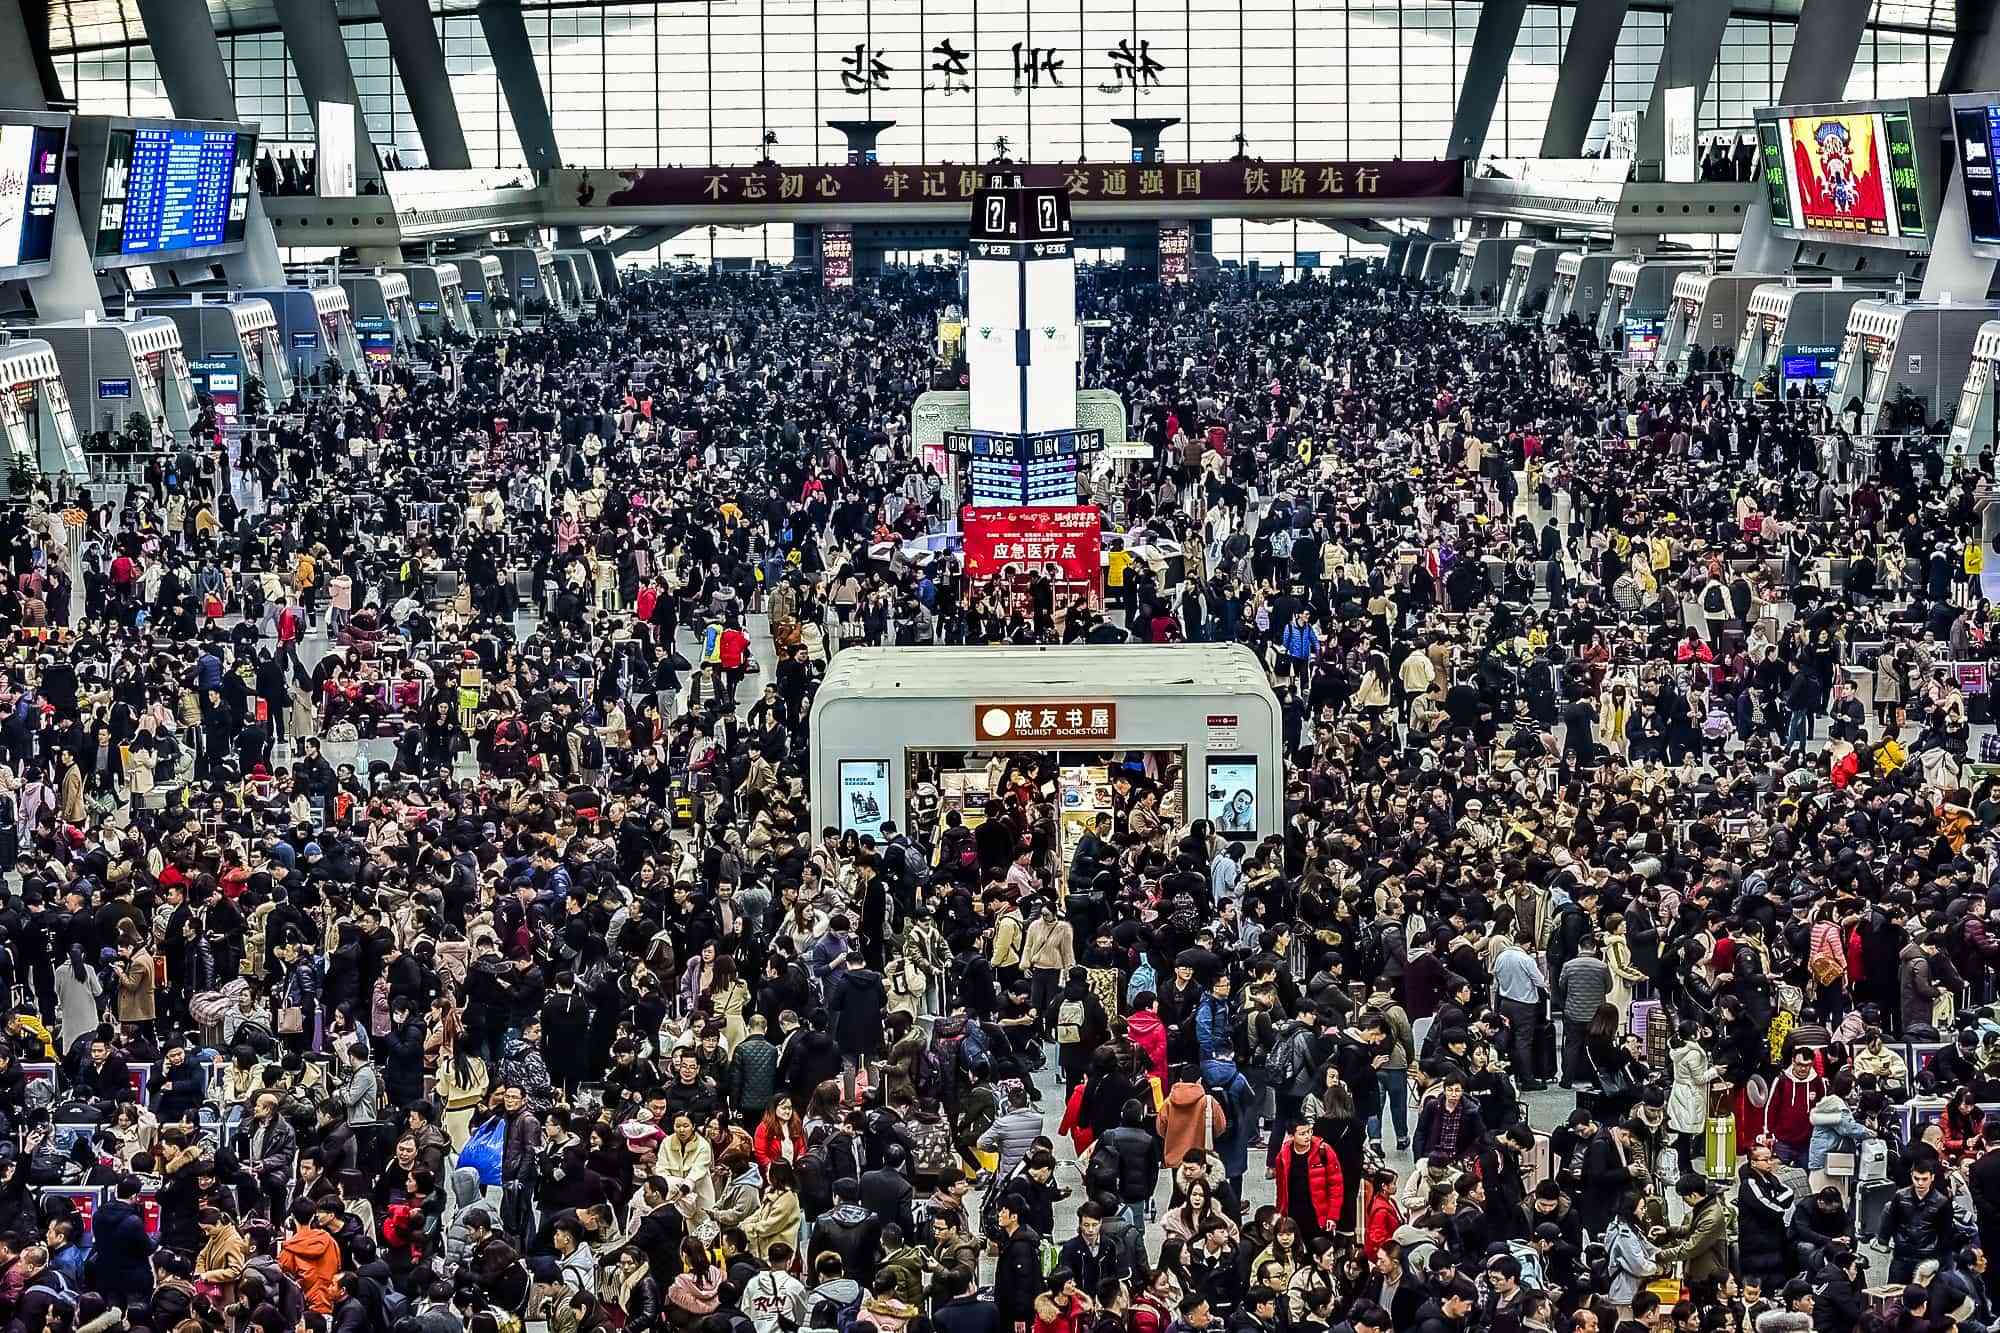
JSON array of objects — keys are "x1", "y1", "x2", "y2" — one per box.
[{"x1": 908, "y1": 747, "x2": 1186, "y2": 867}]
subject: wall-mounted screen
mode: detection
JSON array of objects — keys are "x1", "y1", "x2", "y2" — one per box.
[
  {"x1": 1757, "y1": 98, "x2": 1943, "y2": 251},
  {"x1": 1957, "y1": 104, "x2": 2000, "y2": 247},
  {"x1": 89, "y1": 120, "x2": 257, "y2": 263},
  {"x1": 838, "y1": 760, "x2": 890, "y2": 839},
  {"x1": 1205, "y1": 757, "x2": 1258, "y2": 838},
  {"x1": 0, "y1": 117, "x2": 68, "y2": 276}
]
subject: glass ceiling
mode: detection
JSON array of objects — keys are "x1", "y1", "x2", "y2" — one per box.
[{"x1": 39, "y1": 0, "x2": 1958, "y2": 55}]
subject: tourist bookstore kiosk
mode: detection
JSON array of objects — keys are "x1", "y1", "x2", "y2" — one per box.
[{"x1": 809, "y1": 644, "x2": 1284, "y2": 858}]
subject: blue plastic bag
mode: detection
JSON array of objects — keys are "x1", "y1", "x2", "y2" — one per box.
[{"x1": 457, "y1": 1116, "x2": 506, "y2": 1187}]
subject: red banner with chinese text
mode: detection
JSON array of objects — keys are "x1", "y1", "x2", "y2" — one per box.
[
  {"x1": 962, "y1": 505, "x2": 1103, "y2": 611},
  {"x1": 564, "y1": 159, "x2": 1464, "y2": 209}
]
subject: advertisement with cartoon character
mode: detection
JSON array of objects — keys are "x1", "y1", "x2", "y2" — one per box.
[{"x1": 1789, "y1": 113, "x2": 1893, "y2": 236}]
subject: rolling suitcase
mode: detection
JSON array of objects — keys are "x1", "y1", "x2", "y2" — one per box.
[
  {"x1": 1534, "y1": 1011, "x2": 1559, "y2": 1083},
  {"x1": 1705, "y1": 1114, "x2": 1737, "y2": 1180}
]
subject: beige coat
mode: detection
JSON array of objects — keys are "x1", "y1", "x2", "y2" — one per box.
[{"x1": 117, "y1": 949, "x2": 157, "y2": 1023}]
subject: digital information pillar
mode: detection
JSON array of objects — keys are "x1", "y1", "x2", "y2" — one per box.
[{"x1": 950, "y1": 169, "x2": 1103, "y2": 508}]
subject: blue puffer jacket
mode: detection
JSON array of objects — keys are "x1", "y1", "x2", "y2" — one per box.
[{"x1": 1200, "y1": 1056, "x2": 1256, "y2": 1180}]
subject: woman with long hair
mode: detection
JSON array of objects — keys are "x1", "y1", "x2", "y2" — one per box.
[
  {"x1": 1161, "y1": 1179, "x2": 1235, "y2": 1245},
  {"x1": 739, "y1": 1159, "x2": 800, "y2": 1261},
  {"x1": 664, "y1": 1235, "x2": 720, "y2": 1329},
  {"x1": 54, "y1": 943, "x2": 102, "y2": 1055},
  {"x1": 752, "y1": 1095, "x2": 807, "y2": 1170},
  {"x1": 433, "y1": 1004, "x2": 490, "y2": 1148},
  {"x1": 1582, "y1": 1002, "x2": 1648, "y2": 1124},
  {"x1": 611, "y1": 1245, "x2": 663, "y2": 1333}
]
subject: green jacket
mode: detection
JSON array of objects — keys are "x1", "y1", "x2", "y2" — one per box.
[{"x1": 1655, "y1": 1195, "x2": 1731, "y2": 1286}]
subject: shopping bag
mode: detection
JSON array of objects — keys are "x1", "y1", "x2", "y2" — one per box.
[
  {"x1": 1704, "y1": 1114, "x2": 1737, "y2": 1179},
  {"x1": 458, "y1": 1115, "x2": 507, "y2": 1187}
]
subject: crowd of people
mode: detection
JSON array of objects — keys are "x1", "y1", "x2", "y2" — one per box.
[{"x1": 0, "y1": 250, "x2": 1996, "y2": 1333}]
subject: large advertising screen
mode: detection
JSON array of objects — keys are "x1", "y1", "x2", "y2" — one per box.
[
  {"x1": 1758, "y1": 99, "x2": 1937, "y2": 249},
  {"x1": 93, "y1": 122, "x2": 257, "y2": 262},
  {"x1": 0, "y1": 118, "x2": 67, "y2": 275},
  {"x1": 1789, "y1": 113, "x2": 1894, "y2": 236}
]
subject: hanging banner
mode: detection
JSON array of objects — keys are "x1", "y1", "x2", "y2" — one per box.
[
  {"x1": 557, "y1": 159, "x2": 1465, "y2": 211},
  {"x1": 316, "y1": 100, "x2": 357, "y2": 198},
  {"x1": 961, "y1": 504, "x2": 1103, "y2": 609},
  {"x1": 1664, "y1": 86, "x2": 1699, "y2": 183}
]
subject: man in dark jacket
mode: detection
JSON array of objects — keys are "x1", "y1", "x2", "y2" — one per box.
[
  {"x1": 776, "y1": 1009, "x2": 842, "y2": 1107},
  {"x1": 1879, "y1": 1159, "x2": 1959, "y2": 1283},
  {"x1": 827, "y1": 959, "x2": 888, "y2": 1081},
  {"x1": 540, "y1": 972, "x2": 594, "y2": 1095},
  {"x1": 1738, "y1": 1143, "x2": 1800, "y2": 1290},
  {"x1": 1810, "y1": 1245, "x2": 1867, "y2": 1333},
  {"x1": 808, "y1": 1178, "x2": 882, "y2": 1281},
  {"x1": 1411, "y1": 1280, "x2": 1478, "y2": 1333},
  {"x1": 375, "y1": 1000, "x2": 428, "y2": 1110},
  {"x1": 1090, "y1": 1099, "x2": 1164, "y2": 1231},
  {"x1": 1971, "y1": 1137, "x2": 2000, "y2": 1301},
  {"x1": 1057, "y1": 1203, "x2": 1128, "y2": 1290},
  {"x1": 92, "y1": 1175, "x2": 159, "y2": 1306},
  {"x1": 930, "y1": 1265, "x2": 1000, "y2": 1333},
  {"x1": 859, "y1": 1144, "x2": 917, "y2": 1236},
  {"x1": 992, "y1": 1193, "x2": 1043, "y2": 1332},
  {"x1": 729, "y1": 1015, "x2": 780, "y2": 1122}
]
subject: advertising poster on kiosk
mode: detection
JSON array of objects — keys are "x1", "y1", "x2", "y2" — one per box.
[
  {"x1": 961, "y1": 505, "x2": 1102, "y2": 610},
  {"x1": 838, "y1": 760, "x2": 890, "y2": 838},
  {"x1": 1206, "y1": 757, "x2": 1259, "y2": 837},
  {"x1": 1789, "y1": 113, "x2": 1894, "y2": 237}
]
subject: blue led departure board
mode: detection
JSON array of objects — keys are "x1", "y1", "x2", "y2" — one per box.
[
  {"x1": 119, "y1": 129, "x2": 235, "y2": 254},
  {"x1": 93, "y1": 123, "x2": 255, "y2": 261}
]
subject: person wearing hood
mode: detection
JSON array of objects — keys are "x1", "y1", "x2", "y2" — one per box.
[
  {"x1": 1128, "y1": 991, "x2": 1170, "y2": 1085},
  {"x1": 1200, "y1": 1045, "x2": 1257, "y2": 1203},
  {"x1": 803, "y1": 1251, "x2": 863, "y2": 1333},
  {"x1": 1158, "y1": 1065, "x2": 1231, "y2": 1171},
  {"x1": 806, "y1": 1177, "x2": 881, "y2": 1283},
  {"x1": 1808, "y1": 1093, "x2": 1876, "y2": 1194}
]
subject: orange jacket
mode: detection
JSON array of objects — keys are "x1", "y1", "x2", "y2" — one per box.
[{"x1": 279, "y1": 1224, "x2": 341, "y2": 1314}]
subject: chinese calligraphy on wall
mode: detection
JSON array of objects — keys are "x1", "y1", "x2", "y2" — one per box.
[{"x1": 845, "y1": 36, "x2": 1173, "y2": 95}]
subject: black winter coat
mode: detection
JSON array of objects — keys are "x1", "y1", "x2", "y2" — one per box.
[
  {"x1": 828, "y1": 969, "x2": 887, "y2": 1058},
  {"x1": 1092, "y1": 1124, "x2": 1163, "y2": 1204}
]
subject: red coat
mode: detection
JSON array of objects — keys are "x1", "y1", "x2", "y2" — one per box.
[
  {"x1": 1274, "y1": 1137, "x2": 1344, "y2": 1230},
  {"x1": 1363, "y1": 1190, "x2": 1401, "y2": 1259},
  {"x1": 1126, "y1": 1009, "x2": 1169, "y2": 1084},
  {"x1": 752, "y1": 1118, "x2": 806, "y2": 1170}
]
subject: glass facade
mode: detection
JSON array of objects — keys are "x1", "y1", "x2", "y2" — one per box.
[{"x1": 46, "y1": 0, "x2": 1958, "y2": 265}]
